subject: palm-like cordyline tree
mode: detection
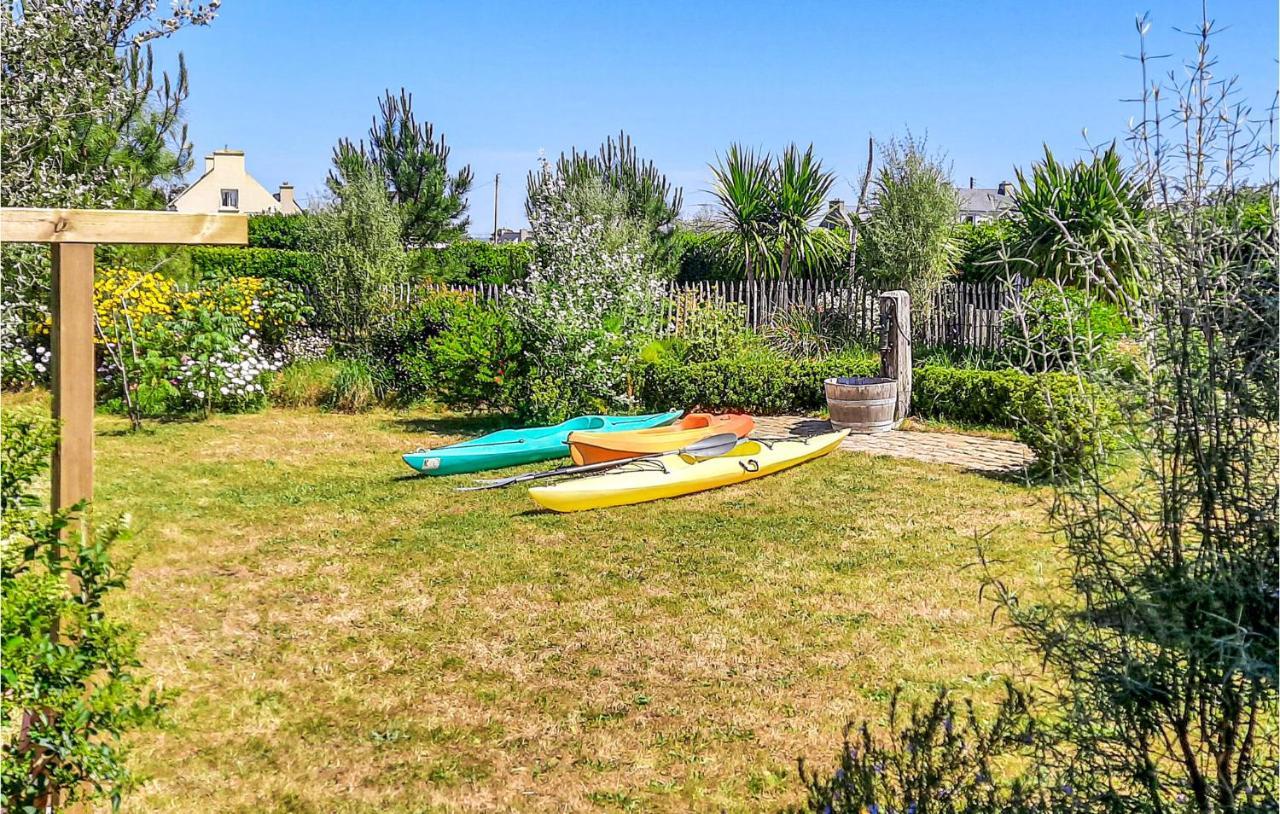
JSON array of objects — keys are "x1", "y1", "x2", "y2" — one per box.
[
  {"x1": 708, "y1": 143, "x2": 843, "y2": 279},
  {"x1": 708, "y1": 144, "x2": 775, "y2": 281},
  {"x1": 773, "y1": 143, "x2": 841, "y2": 277}
]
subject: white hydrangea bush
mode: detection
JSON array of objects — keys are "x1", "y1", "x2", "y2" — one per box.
[{"x1": 175, "y1": 331, "x2": 283, "y2": 412}]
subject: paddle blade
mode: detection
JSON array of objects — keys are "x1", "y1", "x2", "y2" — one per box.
[{"x1": 681, "y1": 432, "x2": 740, "y2": 459}]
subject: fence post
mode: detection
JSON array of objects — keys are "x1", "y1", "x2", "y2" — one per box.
[{"x1": 879, "y1": 290, "x2": 912, "y2": 425}]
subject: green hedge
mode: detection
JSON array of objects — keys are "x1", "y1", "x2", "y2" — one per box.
[
  {"x1": 914, "y1": 364, "x2": 1115, "y2": 475},
  {"x1": 408, "y1": 241, "x2": 533, "y2": 285},
  {"x1": 191, "y1": 246, "x2": 320, "y2": 285},
  {"x1": 637, "y1": 351, "x2": 878, "y2": 414},
  {"x1": 248, "y1": 213, "x2": 312, "y2": 250}
]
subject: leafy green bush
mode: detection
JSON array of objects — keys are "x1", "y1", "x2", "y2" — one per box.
[
  {"x1": 952, "y1": 219, "x2": 1016, "y2": 282},
  {"x1": 668, "y1": 228, "x2": 733, "y2": 281},
  {"x1": 269, "y1": 360, "x2": 343, "y2": 408},
  {"x1": 409, "y1": 303, "x2": 523, "y2": 412},
  {"x1": 365, "y1": 290, "x2": 472, "y2": 402},
  {"x1": 1, "y1": 409, "x2": 166, "y2": 809},
  {"x1": 325, "y1": 359, "x2": 379, "y2": 413},
  {"x1": 191, "y1": 246, "x2": 320, "y2": 286},
  {"x1": 638, "y1": 349, "x2": 878, "y2": 414},
  {"x1": 248, "y1": 213, "x2": 313, "y2": 250},
  {"x1": 408, "y1": 241, "x2": 533, "y2": 285},
  {"x1": 1001, "y1": 280, "x2": 1131, "y2": 373}
]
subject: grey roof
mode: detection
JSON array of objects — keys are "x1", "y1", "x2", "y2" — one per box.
[{"x1": 957, "y1": 187, "x2": 1015, "y2": 215}]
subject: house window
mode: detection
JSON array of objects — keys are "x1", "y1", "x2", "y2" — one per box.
[{"x1": 220, "y1": 188, "x2": 239, "y2": 209}]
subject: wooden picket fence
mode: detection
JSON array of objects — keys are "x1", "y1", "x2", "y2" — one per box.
[{"x1": 366, "y1": 277, "x2": 1022, "y2": 351}]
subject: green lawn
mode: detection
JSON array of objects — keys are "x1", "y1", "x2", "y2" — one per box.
[{"x1": 78, "y1": 406, "x2": 1055, "y2": 812}]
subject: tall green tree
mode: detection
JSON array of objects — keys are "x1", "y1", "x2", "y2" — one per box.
[
  {"x1": 525, "y1": 130, "x2": 683, "y2": 234},
  {"x1": 773, "y1": 143, "x2": 842, "y2": 278},
  {"x1": 310, "y1": 156, "x2": 407, "y2": 344},
  {"x1": 1, "y1": 0, "x2": 217, "y2": 209},
  {"x1": 329, "y1": 88, "x2": 473, "y2": 246},
  {"x1": 860, "y1": 135, "x2": 959, "y2": 315}
]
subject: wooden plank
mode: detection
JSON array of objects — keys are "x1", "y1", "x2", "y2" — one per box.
[
  {"x1": 0, "y1": 207, "x2": 247, "y2": 245},
  {"x1": 50, "y1": 243, "x2": 96, "y2": 517}
]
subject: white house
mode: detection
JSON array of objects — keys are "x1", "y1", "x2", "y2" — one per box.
[{"x1": 168, "y1": 149, "x2": 302, "y2": 215}]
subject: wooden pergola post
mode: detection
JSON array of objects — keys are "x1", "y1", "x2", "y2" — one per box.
[{"x1": 0, "y1": 207, "x2": 248, "y2": 518}]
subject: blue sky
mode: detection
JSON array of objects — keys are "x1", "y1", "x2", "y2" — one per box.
[{"x1": 150, "y1": 1, "x2": 1278, "y2": 235}]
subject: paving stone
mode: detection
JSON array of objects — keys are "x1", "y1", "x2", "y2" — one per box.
[{"x1": 751, "y1": 415, "x2": 1033, "y2": 474}]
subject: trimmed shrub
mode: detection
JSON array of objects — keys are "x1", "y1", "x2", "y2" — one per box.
[
  {"x1": 248, "y1": 213, "x2": 312, "y2": 250},
  {"x1": 408, "y1": 241, "x2": 533, "y2": 285},
  {"x1": 191, "y1": 247, "x2": 320, "y2": 286},
  {"x1": 914, "y1": 364, "x2": 1115, "y2": 475},
  {"x1": 637, "y1": 350, "x2": 878, "y2": 414}
]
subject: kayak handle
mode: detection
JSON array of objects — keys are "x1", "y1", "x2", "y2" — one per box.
[{"x1": 739, "y1": 459, "x2": 760, "y2": 473}]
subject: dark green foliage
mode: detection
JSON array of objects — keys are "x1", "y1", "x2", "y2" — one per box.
[
  {"x1": 365, "y1": 292, "x2": 467, "y2": 402},
  {"x1": 1000, "y1": 280, "x2": 1132, "y2": 373},
  {"x1": 408, "y1": 241, "x2": 534, "y2": 285},
  {"x1": 248, "y1": 213, "x2": 312, "y2": 250},
  {"x1": 403, "y1": 303, "x2": 524, "y2": 412},
  {"x1": 329, "y1": 88, "x2": 473, "y2": 245},
  {"x1": 791, "y1": 684, "x2": 1048, "y2": 814},
  {"x1": 1, "y1": 409, "x2": 166, "y2": 809},
  {"x1": 190, "y1": 246, "x2": 320, "y2": 286},
  {"x1": 668, "y1": 228, "x2": 734, "y2": 281},
  {"x1": 952, "y1": 219, "x2": 1017, "y2": 283},
  {"x1": 526, "y1": 130, "x2": 682, "y2": 231},
  {"x1": 1010, "y1": 144, "x2": 1143, "y2": 290},
  {"x1": 638, "y1": 350, "x2": 878, "y2": 414}
]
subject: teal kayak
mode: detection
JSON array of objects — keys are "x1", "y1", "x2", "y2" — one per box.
[{"x1": 402, "y1": 411, "x2": 682, "y2": 476}]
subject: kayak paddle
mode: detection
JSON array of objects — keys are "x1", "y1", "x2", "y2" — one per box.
[{"x1": 457, "y1": 432, "x2": 741, "y2": 491}]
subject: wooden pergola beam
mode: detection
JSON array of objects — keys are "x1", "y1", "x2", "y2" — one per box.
[
  {"x1": 0, "y1": 207, "x2": 247, "y2": 245},
  {"x1": 0, "y1": 207, "x2": 248, "y2": 520}
]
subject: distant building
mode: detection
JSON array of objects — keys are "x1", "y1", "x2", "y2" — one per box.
[
  {"x1": 820, "y1": 199, "x2": 855, "y2": 230},
  {"x1": 168, "y1": 149, "x2": 302, "y2": 215},
  {"x1": 493, "y1": 228, "x2": 532, "y2": 244},
  {"x1": 956, "y1": 178, "x2": 1016, "y2": 224}
]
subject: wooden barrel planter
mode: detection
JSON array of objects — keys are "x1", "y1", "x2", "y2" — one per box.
[{"x1": 824, "y1": 377, "x2": 898, "y2": 434}]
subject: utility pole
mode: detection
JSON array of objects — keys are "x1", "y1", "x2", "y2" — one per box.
[{"x1": 492, "y1": 173, "x2": 500, "y2": 243}]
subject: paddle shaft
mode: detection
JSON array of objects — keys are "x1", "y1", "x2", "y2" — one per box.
[{"x1": 459, "y1": 432, "x2": 739, "y2": 490}]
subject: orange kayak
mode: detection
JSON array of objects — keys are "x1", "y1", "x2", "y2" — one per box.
[{"x1": 568, "y1": 413, "x2": 755, "y2": 465}]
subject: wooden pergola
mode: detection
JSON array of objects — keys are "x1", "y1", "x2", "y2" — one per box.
[{"x1": 0, "y1": 207, "x2": 247, "y2": 519}]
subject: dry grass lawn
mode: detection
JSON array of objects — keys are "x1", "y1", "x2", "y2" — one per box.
[{"x1": 74, "y1": 406, "x2": 1057, "y2": 812}]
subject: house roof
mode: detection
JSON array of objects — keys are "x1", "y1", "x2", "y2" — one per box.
[{"x1": 957, "y1": 187, "x2": 1015, "y2": 215}]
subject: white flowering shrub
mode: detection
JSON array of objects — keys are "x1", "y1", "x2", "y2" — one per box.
[
  {"x1": 515, "y1": 169, "x2": 665, "y2": 421},
  {"x1": 175, "y1": 331, "x2": 283, "y2": 411}
]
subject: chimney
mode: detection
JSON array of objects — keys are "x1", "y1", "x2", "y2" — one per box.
[
  {"x1": 204, "y1": 154, "x2": 215, "y2": 173},
  {"x1": 997, "y1": 180, "x2": 1013, "y2": 196},
  {"x1": 969, "y1": 176, "x2": 975, "y2": 189},
  {"x1": 277, "y1": 182, "x2": 295, "y2": 212}
]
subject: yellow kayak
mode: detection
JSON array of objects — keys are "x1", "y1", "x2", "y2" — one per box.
[{"x1": 529, "y1": 430, "x2": 849, "y2": 512}]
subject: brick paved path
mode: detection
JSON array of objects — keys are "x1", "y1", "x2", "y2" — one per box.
[{"x1": 752, "y1": 416, "x2": 1033, "y2": 474}]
